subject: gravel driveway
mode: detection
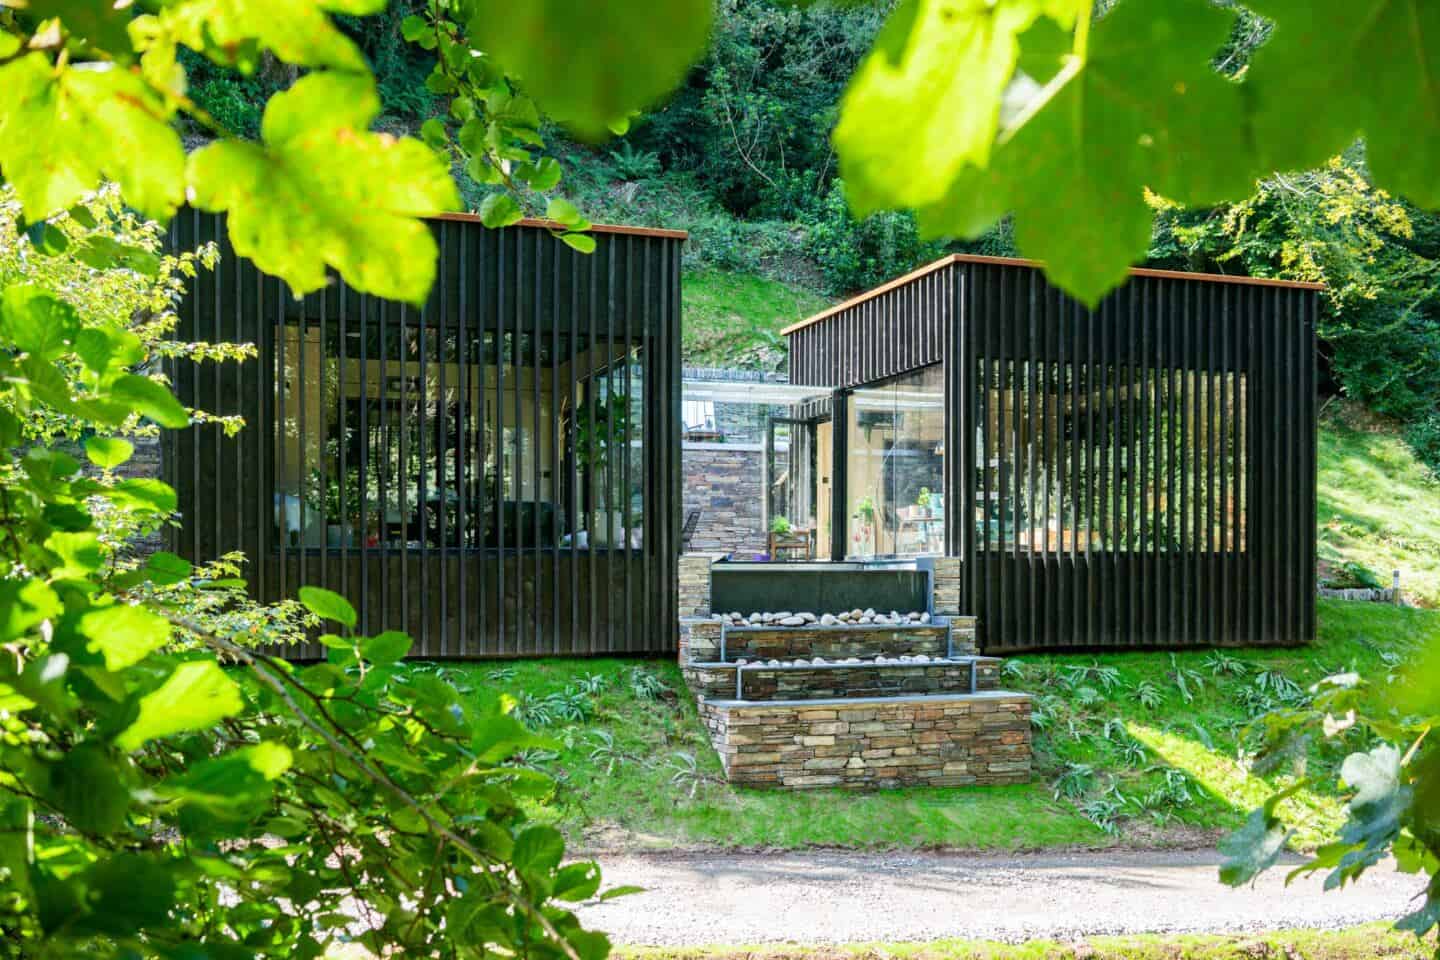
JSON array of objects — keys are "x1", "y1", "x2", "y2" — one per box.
[{"x1": 577, "y1": 850, "x2": 1424, "y2": 946}]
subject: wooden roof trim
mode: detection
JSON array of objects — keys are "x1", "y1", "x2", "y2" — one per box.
[
  {"x1": 781, "y1": 253, "x2": 1326, "y2": 337},
  {"x1": 429, "y1": 211, "x2": 688, "y2": 240},
  {"x1": 779, "y1": 256, "x2": 958, "y2": 335}
]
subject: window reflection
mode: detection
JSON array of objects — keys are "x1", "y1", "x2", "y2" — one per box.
[
  {"x1": 272, "y1": 311, "x2": 644, "y2": 552},
  {"x1": 845, "y1": 365, "x2": 946, "y2": 558}
]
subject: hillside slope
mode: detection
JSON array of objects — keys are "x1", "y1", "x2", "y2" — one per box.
[{"x1": 1319, "y1": 404, "x2": 1440, "y2": 606}]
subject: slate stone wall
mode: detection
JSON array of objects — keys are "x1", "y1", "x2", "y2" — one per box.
[
  {"x1": 736, "y1": 659, "x2": 1000, "y2": 701},
  {"x1": 700, "y1": 693, "x2": 1031, "y2": 789},
  {"x1": 682, "y1": 444, "x2": 768, "y2": 557}
]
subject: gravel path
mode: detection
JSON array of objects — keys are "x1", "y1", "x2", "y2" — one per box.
[{"x1": 576, "y1": 850, "x2": 1424, "y2": 946}]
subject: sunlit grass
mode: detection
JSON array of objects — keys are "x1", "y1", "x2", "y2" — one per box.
[
  {"x1": 1319, "y1": 415, "x2": 1440, "y2": 606},
  {"x1": 683, "y1": 270, "x2": 831, "y2": 369},
  {"x1": 1127, "y1": 723, "x2": 1344, "y2": 848}
]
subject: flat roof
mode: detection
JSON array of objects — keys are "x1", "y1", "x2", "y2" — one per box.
[
  {"x1": 430, "y1": 211, "x2": 688, "y2": 240},
  {"x1": 781, "y1": 253, "x2": 1326, "y2": 337}
]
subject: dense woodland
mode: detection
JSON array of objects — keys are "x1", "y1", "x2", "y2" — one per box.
[{"x1": 185, "y1": 0, "x2": 1440, "y2": 471}]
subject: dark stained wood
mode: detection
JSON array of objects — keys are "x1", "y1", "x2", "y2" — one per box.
[
  {"x1": 169, "y1": 214, "x2": 682, "y2": 659},
  {"x1": 787, "y1": 258, "x2": 1318, "y2": 654}
]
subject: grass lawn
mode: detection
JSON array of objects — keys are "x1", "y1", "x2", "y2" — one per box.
[
  {"x1": 1319, "y1": 408, "x2": 1440, "y2": 606},
  {"x1": 436, "y1": 599, "x2": 1437, "y2": 853},
  {"x1": 618, "y1": 924, "x2": 1437, "y2": 960},
  {"x1": 682, "y1": 269, "x2": 832, "y2": 369}
]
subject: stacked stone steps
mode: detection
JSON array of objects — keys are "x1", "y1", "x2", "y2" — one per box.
[
  {"x1": 698, "y1": 692, "x2": 1032, "y2": 788},
  {"x1": 676, "y1": 555, "x2": 1032, "y2": 791},
  {"x1": 684, "y1": 655, "x2": 1003, "y2": 702}
]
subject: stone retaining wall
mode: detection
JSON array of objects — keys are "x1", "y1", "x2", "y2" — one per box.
[
  {"x1": 722, "y1": 625, "x2": 955, "y2": 662},
  {"x1": 684, "y1": 657, "x2": 1003, "y2": 702},
  {"x1": 738, "y1": 660, "x2": 1000, "y2": 701},
  {"x1": 683, "y1": 444, "x2": 768, "y2": 557},
  {"x1": 701, "y1": 693, "x2": 1031, "y2": 789}
]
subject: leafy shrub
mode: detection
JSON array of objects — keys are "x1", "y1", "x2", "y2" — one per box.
[
  {"x1": 0, "y1": 194, "x2": 615, "y2": 957},
  {"x1": 805, "y1": 179, "x2": 944, "y2": 295},
  {"x1": 1404, "y1": 412, "x2": 1440, "y2": 476},
  {"x1": 629, "y1": 666, "x2": 670, "y2": 701}
]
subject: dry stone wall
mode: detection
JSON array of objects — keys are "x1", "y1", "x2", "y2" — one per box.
[{"x1": 700, "y1": 693, "x2": 1031, "y2": 789}]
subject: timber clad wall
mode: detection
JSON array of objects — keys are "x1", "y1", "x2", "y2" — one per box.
[
  {"x1": 788, "y1": 255, "x2": 1319, "y2": 654},
  {"x1": 168, "y1": 212, "x2": 683, "y2": 658}
]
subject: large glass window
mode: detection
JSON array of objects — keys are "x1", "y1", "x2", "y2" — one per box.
[
  {"x1": 975, "y1": 361, "x2": 1245, "y2": 554},
  {"x1": 845, "y1": 365, "x2": 946, "y2": 558},
  {"x1": 272, "y1": 309, "x2": 643, "y2": 551}
]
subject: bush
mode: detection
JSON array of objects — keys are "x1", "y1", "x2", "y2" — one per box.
[
  {"x1": 0, "y1": 191, "x2": 612, "y2": 958},
  {"x1": 1404, "y1": 411, "x2": 1440, "y2": 476},
  {"x1": 805, "y1": 179, "x2": 944, "y2": 295}
]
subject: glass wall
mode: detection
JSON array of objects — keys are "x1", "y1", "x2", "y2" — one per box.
[
  {"x1": 975, "y1": 360, "x2": 1246, "y2": 554},
  {"x1": 272, "y1": 309, "x2": 644, "y2": 552},
  {"x1": 845, "y1": 365, "x2": 946, "y2": 558}
]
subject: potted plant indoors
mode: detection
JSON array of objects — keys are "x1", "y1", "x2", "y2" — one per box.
[{"x1": 574, "y1": 388, "x2": 631, "y2": 547}]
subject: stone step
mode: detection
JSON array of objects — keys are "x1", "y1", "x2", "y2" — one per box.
[
  {"x1": 680, "y1": 616, "x2": 979, "y2": 667},
  {"x1": 698, "y1": 691, "x2": 1033, "y2": 790},
  {"x1": 683, "y1": 656, "x2": 1003, "y2": 703},
  {"x1": 736, "y1": 657, "x2": 1001, "y2": 701}
]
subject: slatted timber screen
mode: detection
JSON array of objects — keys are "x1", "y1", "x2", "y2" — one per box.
[
  {"x1": 787, "y1": 255, "x2": 1318, "y2": 653},
  {"x1": 167, "y1": 211, "x2": 683, "y2": 658}
]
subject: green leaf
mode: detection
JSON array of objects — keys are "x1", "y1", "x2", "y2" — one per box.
[
  {"x1": 23, "y1": 0, "x2": 134, "y2": 54},
  {"x1": 188, "y1": 72, "x2": 459, "y2": 304},
  {"x1": 116, "y1": 661, "x2": 245, "y2": 751},
  {"x1": 0, "y1": 579, "x2": 61, "y2": 643},
  {"x1": 77, "y1": 854, "x2": 175, "y2": 935},
  {"x1": 84, "y1": 437, "x2": 134, "y2": 470},
  {"x1": 298, "y1": 585, "x2": 356, "y2": 629},
  {"x1": 599, "y1": 883, "x2": 645, "y2": 901},
  {"x1": 111, "y1": 374, "x2": 190, "y2": 429},
  {"x1": 27, "y1": 220, "x2": 70, "y2": 256},
  {"x1": 835, "y1": 0, "x2": 1049, "y2": 215},
  {"x1": 545, "y1": 197, "x2": 587, "y2": 229},
  {"x1": 46, "y1": 531, "x2": 103, "y2": 578},
  {"x1": 512, "y1": 825, "x2": 565, "y2": 876},
  {"x1": 0, "y1": 54, "x2": 185, "y2": 221},
  {"x1": 45, "y1": 744, "x2": 129, "y2": 836},
  {"x1": 1245, "y1": 0, "x2": 1440, "y2": 209},
  {"x1": 162, "y1": 742, "x2": 293, "y2": 812},
  {"x1": 74, "y1": 235, "x2": 162, "y2": 276},
  {"x1": 479, "y1": 192, "x2": 524, "y2": 229},
  {"x1": 1341, "y1": 744, "x2": 1402, "y2": 807},
  {"x1": 560, "y1": 232, "x2": 597, "y2": 254},
  {"x1": 553, "y1": 861, "x2": 601, "y2": 901},
  {"x1": 1218, "y1": 782, "x2": 1305, "y2": 886},
  {"x1": 78, "y1": 602, "x2": 172, "y2": 671},
  {"x1": 467, "y1": 0, "x2": 713, "y2": 139},
  {"x1": 897, "y1": 0, "x2": 1257, "y2": 306},
  {"x1": 1, "y1": 285, "x2": 79, "y2": 361},
  {"x1": 154, "y1": 0, "x2": 386, "y2": 73},
  {"x1": 401, "y1": 14, "x2": 429, "y2": 42},
  {"x1": 359, "y1": 630, "x2": 411, "y2": 665},
  {"x1": 145, "y1": 552, "x2": 194, "y2": 586},
  {"x1": 107, "y1": 478, "x2": 179, "y2": 515}
]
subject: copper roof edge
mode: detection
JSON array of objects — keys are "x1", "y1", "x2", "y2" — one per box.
[
  {"x1": 781, "y1": 253, "x2": 1326, "y2": 337},
  {"x1": 429, "y1": 211, "x2": 688, "y2": 240}
]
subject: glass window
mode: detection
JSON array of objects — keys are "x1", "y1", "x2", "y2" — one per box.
[
  {"x1": 845, "y1": 365, "x2": 946, "y2": 558},
  {"x1": 272, "y1": 308, "x2": 644, "y2": 552},
  {"x1": 975, "y1": 361, "x2": 1246, "y2": 554}
]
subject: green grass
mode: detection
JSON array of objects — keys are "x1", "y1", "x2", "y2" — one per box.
[
  {"x1": 434, "y1": 600, "x2": 1436, "y2": 852},
  {"x1": 1013, "y1": 599, "x2": 1437, "y2": 846},
  {"x1": 1319, "y1": 411, "x2": 1440, "y2": 606},
  {"x1": 619, "y1": 924, "x2": 1436, "y2": 960},
  {"x1": 682, "y1": 270, "x2": 832, "y2": 369}
]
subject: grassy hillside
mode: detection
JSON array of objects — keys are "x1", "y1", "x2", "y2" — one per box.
[
  {"x1": 432, "y1": 598, "x2": 1435, "y2": 853},
  {"x1": 1319, "y1": 405, "x2": 1440, "y2": 605},
  {"x1": 682, "y1": 270, "x2": 833, "y2": 370}
]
